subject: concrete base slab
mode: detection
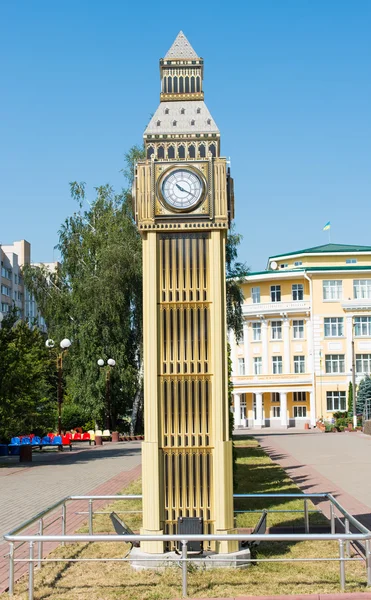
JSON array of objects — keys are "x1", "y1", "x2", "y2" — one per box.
[{"x1": 130, "y1": 546, "x2": 251, "y2": 570}]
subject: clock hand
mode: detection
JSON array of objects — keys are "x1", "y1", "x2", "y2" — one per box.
[{"x1": 176, "y1": 183, "x2": 196, "y2": 197}]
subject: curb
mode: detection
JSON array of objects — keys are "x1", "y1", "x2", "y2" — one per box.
[{"x1": 180, "y1": 594, "x2": 371, "y2": 600}]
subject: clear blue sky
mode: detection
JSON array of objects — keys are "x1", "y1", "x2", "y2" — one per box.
[{"x1": 1, "y1": 0, "x2": 370, "y2": 270}]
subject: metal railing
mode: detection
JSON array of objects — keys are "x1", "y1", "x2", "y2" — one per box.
[{"x1": 4, "y1": 492, "x2": 371, "y2": 599}]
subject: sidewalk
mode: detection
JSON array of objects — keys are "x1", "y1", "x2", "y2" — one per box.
[{"x1": 0, "y1": 443, "x2": 141, "y2": 593}]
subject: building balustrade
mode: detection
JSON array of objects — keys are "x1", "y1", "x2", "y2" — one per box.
[
  {"x1": 242, "y1": 300, "x2": 310, "y2": 317},
  {"x1": 342, "y1": 298, "x2": 371, "y2": 311}
]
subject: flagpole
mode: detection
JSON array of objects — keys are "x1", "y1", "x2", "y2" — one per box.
[{"x1": 328, "y1": 228, "x2": 331, "y2": 243}]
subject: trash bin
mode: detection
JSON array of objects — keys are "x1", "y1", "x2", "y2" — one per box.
[
  {"x1": 0, "y1": 444, "x2": 8, "y2": 456},
  {"x1": 20, "y1": 445, "x2": 32, "y2": 462},
  {"x1": 9, "y1": 445, "x2": 20, "y2": 456},
  {"x1": 95, "y1": 435, "x2": 103, "y2": 446},
  {"x1": 111, "y1": 431, "x2": 119, "y2": 443}
]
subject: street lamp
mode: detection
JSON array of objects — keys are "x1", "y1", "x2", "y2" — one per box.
[
  {"x1": 97, "y1": 358, "x2": 116, "y2": 430},
  {"x1": 46, "y1": 338, "x2": 72, "y2": 435}
]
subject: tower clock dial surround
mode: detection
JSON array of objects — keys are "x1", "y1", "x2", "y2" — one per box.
[{"x1": 158, "y1": 166, "x2": 207, "y2": 212}]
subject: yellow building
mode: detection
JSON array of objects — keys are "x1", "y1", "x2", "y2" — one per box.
[{"x1": 231, "y1": 243, "x2": 371, "y2": 429}]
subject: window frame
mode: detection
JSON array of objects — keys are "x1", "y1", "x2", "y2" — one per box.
[
  {"x1": 326, "y1": 391, "x2": 346, "y2": 412},
  {"x1": 325, "y1": 354, "x2": 345, "y2": 374},
  {"x1": 272, "y1": 406, "x2": 281, "y2": 418},
  {"x1": 354, "y1": 316, "x2": 371, "y2": 337},
  {"x1": 271, "y1": 320, "x2": 282, "y2": 340},
  {"x1": 294, "y1": 355, "x2": 305, "y2": 374},
  {"x1": 253, "y1": 357, "x2": 262, "y2": 375},
  {"x1": 251, "y1": 287, "x2": 260, "y2": 304},
  {"x1": 292, "y1": 283, "x2": 304, "y2": 301},
  {"x1": 293, "y1": 391, "x2": 307, "y2": 402},
  {"x1": 293, "y1": 406, "x2": 307, "y2": 418},
  {"x1": 324, "y1": 317, "x2": 344, "y2": 338},
  {"x1": 292, "y1": 319, "x2": 304, "y2": 339},
  {"x1": 356, "y1": 354, "x2": 371, "y2": 375},
  {"x1": 323, "y1": 280, "x2": 342, "y2": 301},
  {"x1": 353, "y1": 279, "x2": 371, "y2": 300},
  {"x1": 238, "y1": 357, "x2": 245, "y2": 376},
  {"x1": 252, "y1": 322, "x2": 261, "y2": 341},
  {"x1": 270, "y1": 285, "x2": 281, "y2": 302},
  {"x1": 272, "y1": 356, "x2": 283, "y2": 375}
]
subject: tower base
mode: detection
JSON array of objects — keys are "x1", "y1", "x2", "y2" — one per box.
[{"x1": 129, "y1": 546, "x2": 251, "y2": 570}]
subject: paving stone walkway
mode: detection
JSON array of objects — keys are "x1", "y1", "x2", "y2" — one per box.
[
  {"x1": 0, "y1": 441, "x2": 141, "y2": 592},
  {"x1": 252, "y1": 429, "x2": 371, "y2": 530}
]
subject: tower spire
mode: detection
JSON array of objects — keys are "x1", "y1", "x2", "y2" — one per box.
[
  {"x1": 160, "y1": 32, "x2": 204, "y2": 102},
  {"x1": 164, "y1": 31, "x2": 199, "y2": 59}
]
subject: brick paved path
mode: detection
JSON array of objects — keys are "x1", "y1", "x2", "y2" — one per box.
[
  {"x1": 0, "y1": 441, "x2": 141, "y2": 592},
  {"x1": 253, "y1": 430, "x2": 371, "y2": 530}
]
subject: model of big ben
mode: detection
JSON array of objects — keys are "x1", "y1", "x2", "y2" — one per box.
[{"x1": 133, "y1": 32, "x2": 237, "y2": 556}]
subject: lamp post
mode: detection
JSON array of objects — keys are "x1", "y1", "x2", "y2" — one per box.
[
  {"x1": 351, "y1": 319, "x2": 358, "y2": 428},
  {"x1": 46, "y1": 338, "x2": 72, "y2": 435},
  {"x1": 97, "y1": 358, "x2": 116, "y2": 430}
]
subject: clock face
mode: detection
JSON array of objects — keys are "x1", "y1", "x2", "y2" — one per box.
[{"x1": 161, "y1": 168, "x2": 204, "y2": 211}]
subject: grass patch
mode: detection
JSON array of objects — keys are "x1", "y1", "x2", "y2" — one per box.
[{"x1": 1, "y1": 437, "x2": 367, "y2": 599}]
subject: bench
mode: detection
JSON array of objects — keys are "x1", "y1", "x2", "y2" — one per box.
[
  {"x1": 32, "y1": 443, "x2": 72, "y2": 452},
  {"x1": 241, "y1": 509, "x2": 268, "y2": 550},
  {"x1": 109, "y1": 512, "x2": 139, "y2": 547}
]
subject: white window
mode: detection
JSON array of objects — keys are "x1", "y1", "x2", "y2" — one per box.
[
  {"x1": 238, "y1": 357, "x2": 245, "y2": 375},
  {"x1": 272, "y1": 356, "x2": 283, "y2": 374},
  {"x1": 356, "y1": 354, "x2": 371, "y2": 375},
  {"x1": 293, "y1": 391, "x2": 307, "y2": 402},
  {"x1": 327, "y1": 391, "x2": 346, "y2": 411},
  {"x1": 354, "y1": 316, "x2": 371, "y2": 337},
  {"x1": 325, "y1": 354, "x2": 345, "y2": 374},
  {"x1": 354, "y1": 280, "x2": 371, "y2": 299},
  {"x1": 323, "y1": 280, "x2": 342, "y2": 300},
  {"x1": 324, "y1": 317, "x2": 344, "y2": 337},
  {"x1": 294, "y1": 261, "x2": 302, "y2": 267},
  {"x1": 280, "y1": 263, "x2": 288, "y2": 269},
  {"x1": 346, "y1": 259, "x2": 357, "y2": 264},
  {"x1": 271, "y1": 320, "x2": 282, "y2": 340},
  {"x1": 271, "y1": 392, "x2": 280, "y2": 402},
  {"x1": 251, "y1": 287, "x2": 260, "y2": 303},
  {"x1": 294, "y1": 406, "x2": 307, "y2": 418},
  {"x1": 1, "y1": 302, "x2": 9, "y2": 312},
  {"x1": 253, "y1": 357, "x2": 262, "y2": 375},
  {"x1": 294, "y1": 355, "x2": 305, "y2": 374},
  {"x1": 252, "y1": 322, "x2": 261, "y2": 341},
  {"x1": 1, "y1": 285, "x2": 10, "y2": 296},
  {"x1": 271, "y1": 285, "x2": 281, "y2": 302},
  {"x1": 292, "y1": 284, "x2": 304, "y2": 301},
  {"x1": 293, "y1": 320, "x2": 304, "y2": 339},
  {"x1": 272, "y1": 406, "x2": 281, "y2": 418}
]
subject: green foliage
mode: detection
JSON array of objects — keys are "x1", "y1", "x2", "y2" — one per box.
[
  {"x1": 226, "y1": 224, "x2": 249, "y2": 342},
  {"x1": 23, "y1": 172, "x2": 143, "y2": 429},
  {"x1": 356, "y1": 375, "x2": 371, "y2": 415},
  {"x1": 61, "y1": 402, "x2": 91, "y2": 432},
  {"x1": 0, "y1": 310, "x2": 56, "y2": 442},
  {"x1": 347, "y1": 381, "x2": 353, "y2": 417}
]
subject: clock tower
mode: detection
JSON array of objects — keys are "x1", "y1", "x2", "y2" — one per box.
[{"x1": 133, "y1": 31, "x2": 237, "y2": 555}]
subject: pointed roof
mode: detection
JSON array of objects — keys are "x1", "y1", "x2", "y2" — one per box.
[{"x1": 164, "y1": 31, "x2": 199, "y2": 59}]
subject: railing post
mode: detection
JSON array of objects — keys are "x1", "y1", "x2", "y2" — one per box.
[
  {"x1": 344, "y1": 518, "x2": 350, "y2": 557},
  {"x1": 366, "y1": 539, "x2": 371, "y2": 587},
  {"x1": 89, "y1": 499, "x2": 93, "y2": 535},
  {"x1": 304, "y1": 499, "x2": 309, "y2": 533},
  {"x1": 8, "y1": 542, "x2": 14, "y2": 597},
  {"x1": 28, "y1": 541, "x2": 34, "y2": 600},
  {"x1": 62, "y1": 502, "x2": 66, "y2": 546},
  {"x1": 38, "y1": 518, "x2": 43, "y2": 568},
  {"x1": 339, "y1": 539, "x2": 345, "y2": 591},
  {"x1": 181, "y1": 540, "x2": 188, "y2": 598},
  {"x1": 330, "y1": 503, "x2": 336, "y2": 534}
]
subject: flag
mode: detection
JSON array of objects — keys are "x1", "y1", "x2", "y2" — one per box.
[{"x1": 323, "y1": 221, "x2": 331, "y2": 231}]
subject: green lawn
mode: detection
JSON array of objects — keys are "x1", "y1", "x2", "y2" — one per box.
[{"x1": 1, "y1": 437, "x2": 367, "y2": 599}]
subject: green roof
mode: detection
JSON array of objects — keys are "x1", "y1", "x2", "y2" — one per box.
[
  {"x1": 246, "y1": 265, "x2": 371, "y2": 278},
  {"x1": 269, "y1": 243, "x2": 371, "y2": 260}
]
